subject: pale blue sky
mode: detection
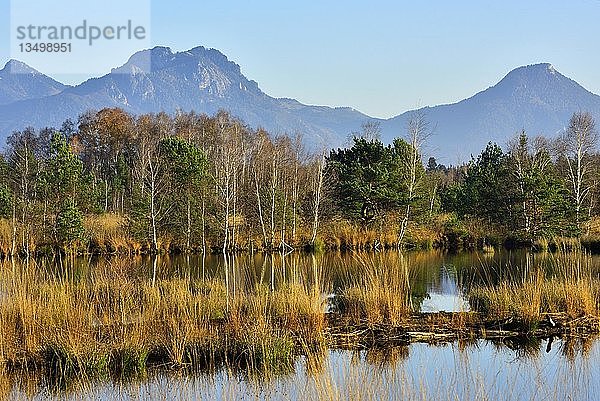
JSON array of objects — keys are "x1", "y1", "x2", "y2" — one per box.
[{"x1": 1, "y1": 0, "x2": 599, "y2": 118}]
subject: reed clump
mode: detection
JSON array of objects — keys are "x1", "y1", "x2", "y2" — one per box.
[
  {"x1": 84, "y1": 214, "x2": 137, "y2": 254},
  {"x1": 0, "y1": 220, "x2": 12, "y2": 256},
  {"x1": 468, "y1": 252, "x2": 600, "y2": 329},
  {"x1": 0, "y1": 258, "x2": 326, "y2": 382},
  {"x1": 469, "y1": 278, "x2": 544, "y2": 329},
  {"x1": 0, "y1": 219, "x2": 40, "y2": 257},
  {"x1": 338, "y1": 255, "x2": 413, "y2": 326},
  {"x1": 320, "y1": 221, "x2": 399, "y2": 250}
]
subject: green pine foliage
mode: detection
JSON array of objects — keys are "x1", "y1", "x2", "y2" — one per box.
[
  {"x1": 55, "y1": 199, "x2": 85, "y2": 248},
  {"x1": 442, "y1": 134, "x2": 579, "y2": 242},
  {"x1": 158, "y1": 136, "x2": 207, "y2": 248},
  {"x1": 0, "y1": 108, "x2": 597, "y2": 255},
  {"x1": 0, "y1": 185, "x2": 11, "y2": 219},
  {"x1": 327, "y1": 137, "x2": 410, "y2": 225}
]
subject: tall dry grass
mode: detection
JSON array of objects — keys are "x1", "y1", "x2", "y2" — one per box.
[
  {"x1": 84, "y1": 214, "x2": 141, "y2": 254},
  {"x1": 0, "y1": 219, "x2": 38, "y2": 257},
  {"x1": 0, "y1": 257, "x2": 327, "y2": 383},
  {"x1": 0, "y1": 250, "x2": 424, "y2": 385},
  {"x1": 468, "y1": 251, "x2": 600, "y2": 327},
  {"x1": 320, "y1": 221, "x2": 399, "y2": 250},
  {"x1": 0, "y1": 220, "x2": 12, "y2": 256},
  {"x1": 337, "y1": 254, "x2": 413, "y2": 326}
]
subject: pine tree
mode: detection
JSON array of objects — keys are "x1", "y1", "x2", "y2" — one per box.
[
  {"x1": 43, "y1": 132, "x2": 87, "y2": 250},
  {"x1": 158, "y1": 136, "x2": 207, "y2": 250},
  {"x1": 327, "y1": 137, "x2": 412, "y2": 225},
  {"x1": 55, "y1": 199, "x2": 84, "y2": 248}
]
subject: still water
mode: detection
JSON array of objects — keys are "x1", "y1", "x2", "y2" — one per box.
[
  {"x1": 8, "y1": 337, "x2": 599, "y2": 400},
  {"x1": 35, "y1": 249, "x2": 599, "y2": 312},
  {"x1": 4, "y1": 249, "x2": 600, "y2": 400}
]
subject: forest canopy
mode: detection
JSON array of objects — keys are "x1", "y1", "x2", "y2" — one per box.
[{"x1": 0, "y1": 109, "x2": 597, "y2": 255}]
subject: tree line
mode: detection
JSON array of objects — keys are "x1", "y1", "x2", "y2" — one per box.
[
  {"x1": 0, "y1": 109, "x2": 328, "y2": 255},
  {"x1": 443, "y1": 112, "x2": 598, "y2": 243},
  {"x1": 0, "y1": 108, "x2": 597, "y2": 255}
]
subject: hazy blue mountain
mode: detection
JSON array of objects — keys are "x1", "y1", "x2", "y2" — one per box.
[
  {"x1": 0, "y1": 60, "x2": 68, "y2": 106},
  {"x1": 0, "y1": 49, "x2": 599, "y2": 162},
  {"x1": 0, "y1": 46, "x2": 372, "y2": 149},
  {"x1": 380, "y1": 63, "x2": 600, "y2": 163}
]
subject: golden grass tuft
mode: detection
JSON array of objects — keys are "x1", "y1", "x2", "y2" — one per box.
[
  {"x1": 0, "y1": 219, "x2": 13, "y2": 256},
  {"x1": 469, "y1": 251, "x2": 600, "y2": 327},
  {"x1": 339, "y1": 254, "x2": 413, "y2": 326},
  {"x1": 0, "y1": 257, "x2": 327, "y2": 380},
  {"x1": 84, "y1": 213, "x2": 134, "y2": 253},
  {"x1": 320, "y1": 220, "x2": 400, "y2": 250}
]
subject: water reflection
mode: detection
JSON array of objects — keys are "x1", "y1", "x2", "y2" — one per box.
[
  {"x1": 5, "y1": 249, "x2": 600, "y2": 314},
  {"x1": 5, "y1": 337, "x2": 599, "y2": 400},
  {"x1": 420, "y1": 265, "x2": 468, "y2": 312},
  {"x1": 3, "y1": 249, "x2": 600, "y2": 399}
]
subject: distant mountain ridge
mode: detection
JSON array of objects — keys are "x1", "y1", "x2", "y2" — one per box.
[
  {"x1": 0, "y1": 47, "x2": 598, "y2": 162},
  {"x1": 0, "y1": 46, "x2": 373, "y2": 150},
  {"x1": 0, "y1": 60, "x2": 68, "y2": 106},
  {"x1": 380, "y1": 63, "x2": 600, "y2": 162}
]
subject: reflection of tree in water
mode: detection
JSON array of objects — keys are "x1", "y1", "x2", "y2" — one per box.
[
  {"x1": 438, "y1": 265, "x2": 460, "y2": 294},
  {"x1": 11, "y1": 249, "x2": 600, "y2": 290},
  {"x1": 456, "y1": 338, "x2": 478, "y2": 353},
  {"x1": 461, "y1": 251, "x2": 600, "y2": 291}
]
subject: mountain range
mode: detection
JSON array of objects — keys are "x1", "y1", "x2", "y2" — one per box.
[
  {"x1": 0, "y1": 60, "x2": 68, "y2": 106},
  {"x1": 0, "y1": 46, "x2": 599, "y2": 162}
]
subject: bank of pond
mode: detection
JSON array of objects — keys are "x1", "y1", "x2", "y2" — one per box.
[
  {"x1": 5, "y1": 212, "x2": 600, "y2": 257},
  {"x1": 0, "y1": 250, "x2": 599, "y2": 399}
]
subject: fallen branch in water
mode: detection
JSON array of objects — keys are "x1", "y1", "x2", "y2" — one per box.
[{"x1": 325, "y1": 311, "x2": 600, "y2": 348}]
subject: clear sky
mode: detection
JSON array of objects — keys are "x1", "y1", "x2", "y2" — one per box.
[{"x1": 1, "y1": 0, "x2": 599, "y2": 118}]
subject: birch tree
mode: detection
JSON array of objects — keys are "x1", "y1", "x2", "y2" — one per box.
[
  {"x1": 397, "y1": 112, "x2": 429, "y2": 247},
  {"x1": 558, "y1": 112, "x2": 597, "y2": 231},
  {"x1": 210, "y1": 112, "x2": 245, "y2": 253},
  {"x1": 131, "y1": 114, "x2": 171, "y2": 252},
  {"x1": 507, "y1": 132, "x2": 568, "y2": 238},
  {"x1": 6, "y1": 128, "x2": 40, "y2": 256},
  {"x1": 310, "y1": 151, "x2": 326, "y2": 246}
]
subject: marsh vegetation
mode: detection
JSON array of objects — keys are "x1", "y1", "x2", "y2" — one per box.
[{"x1": 0, "y1": 250, "x2": 599, "y2": 399}]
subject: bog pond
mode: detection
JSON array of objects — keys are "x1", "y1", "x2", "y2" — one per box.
[{"x1": 1, "y1": 250, "x2": 600, "y2": 400}]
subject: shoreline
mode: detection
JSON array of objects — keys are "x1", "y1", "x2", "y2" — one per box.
[{"x1": 326, "y1": 311, "x2": 600, "y2": 349}]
